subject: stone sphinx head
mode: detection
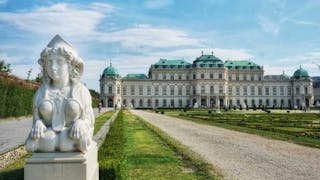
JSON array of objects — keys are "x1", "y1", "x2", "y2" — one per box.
[{"x1": 38, "y1": 35, "x2": 84, "y2": 85}]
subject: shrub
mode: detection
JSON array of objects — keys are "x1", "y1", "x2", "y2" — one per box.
[
  {"x1": 239, "y1": 105, "x2": 243, "y2": 110},
  {"x1": 208, "y1": 110, "x2": 212, "y2": 114},
  {"x1": 161, "y1": 111, "x2": 164, "y2": 114},
  {"x1": 99, "y1": 110, "x2": 124, "y2": 180}
]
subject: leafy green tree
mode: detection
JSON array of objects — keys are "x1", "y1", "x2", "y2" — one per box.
[{"x1": 0, "y1": 60, "x2": 11, "y2": 74}]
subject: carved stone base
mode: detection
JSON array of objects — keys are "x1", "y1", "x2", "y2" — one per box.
[{"x1": 24, "y1": 143, "x2": 98, "y2": 180}]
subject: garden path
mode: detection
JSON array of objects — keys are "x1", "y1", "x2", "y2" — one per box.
[
  {"x1": 131, "y1": 110, "x2": 320, "y2": 180},
  {"x1": 0, "y1": 107, "x2": 110, "y2": 154}
]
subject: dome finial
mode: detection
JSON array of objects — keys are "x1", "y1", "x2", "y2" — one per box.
[
  {"x1": 211, "y1": 51, "x2": 214, "y2": 55},
  {"x1": 201, "y1": 50, "x2": 203, "y2": 55}
]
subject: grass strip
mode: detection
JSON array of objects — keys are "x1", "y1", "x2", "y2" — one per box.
[
  {"x1": 94, "y1": 110, "x2": 115, "y2": 135},
  {"x1": 167, "y1": 112, "x2": 320, "y2": 149},
  {"x1": 133, "y1": 113, "x2": 222, "y2": 180},
  {"x1": 98, "y1": 110, "x2": 124, "y2": 180}
]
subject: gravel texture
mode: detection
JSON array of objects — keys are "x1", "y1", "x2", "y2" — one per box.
[{"x1": 131, "y1": 110, "x2": 320, "y2": 180}]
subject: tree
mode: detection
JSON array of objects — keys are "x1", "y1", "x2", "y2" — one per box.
[{"x1": 0, "y1": 60, "x2": 11, "y2": 74}]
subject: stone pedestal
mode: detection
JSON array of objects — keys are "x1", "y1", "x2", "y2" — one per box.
[{"x1": 24, "y1": 143, "x2": 98, "y2": 180}]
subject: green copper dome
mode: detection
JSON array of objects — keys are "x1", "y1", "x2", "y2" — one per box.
[
  {"x1": 280, "y1": 71, "x2": 290, "y2": 80},
  {"x1": 103, "y1": 64, "x2": 119, "y2": 76},
  {"x1": 292, "y1": 66, "x2": 309, "y2": 79}
]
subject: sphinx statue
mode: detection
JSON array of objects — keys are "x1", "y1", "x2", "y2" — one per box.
[{"x1": 25, "y1": 35, "x2": 95, "y2": 153}]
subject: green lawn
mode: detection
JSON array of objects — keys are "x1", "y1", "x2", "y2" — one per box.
[
  {"x1": 98, "y1": 110, "x2": 218, "y2": 180},
  {"x1": 159, "y1": 109, "x2": 320, "y2": 148}
]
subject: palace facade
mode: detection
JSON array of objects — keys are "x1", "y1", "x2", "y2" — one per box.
[{"x1": 99, "y1": 53, "x2": 313, "y2": 109}]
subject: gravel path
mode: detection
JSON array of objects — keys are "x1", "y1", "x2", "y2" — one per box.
[
  {"x1": 0, "y1": 107, "x2": 110, "y2": 154},
  {"x1": 131, "y1": 110, "x2": 320, "y2": 180}
]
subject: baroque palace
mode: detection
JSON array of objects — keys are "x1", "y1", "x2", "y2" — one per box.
[{"x1": 99, "y1": 52, "x2": 313, "y2": 109}]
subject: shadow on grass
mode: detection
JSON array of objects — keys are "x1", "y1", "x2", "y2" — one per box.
[{"x1": 0, "y1": 167, "x2": 24, "y2": 180}]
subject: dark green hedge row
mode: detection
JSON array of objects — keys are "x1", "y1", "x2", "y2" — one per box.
[
  {"x1": 98, "y1": 110, "x2": 124, "y2": 180},
  {"x1": 0, "y1": 79, "x2": 37, "y2": 118}
]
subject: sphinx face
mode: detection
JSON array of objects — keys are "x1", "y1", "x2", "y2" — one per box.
[{"x1": 46, "y1": 54, "x2": 69, "y2": 82}]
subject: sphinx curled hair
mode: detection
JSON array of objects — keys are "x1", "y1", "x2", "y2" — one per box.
[{"x1": 38, "y1": 47, "x2": 84, "y2": 85}]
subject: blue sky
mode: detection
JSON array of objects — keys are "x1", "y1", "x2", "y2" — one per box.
[{"x1": 0, "y1": 0, "x2": 320, "y2": 91}]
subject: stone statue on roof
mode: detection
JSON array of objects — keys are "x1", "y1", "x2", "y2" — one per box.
[{"x1": 25, "y1": 35, "x2": 95, "y2": 152}]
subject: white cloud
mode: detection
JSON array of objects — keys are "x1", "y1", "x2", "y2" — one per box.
[
  {"x1": 291, "y1": 20, "x2": 319, "y2": 27},
  {"x1": 96, "y1": 24, "x2": 202, "y2": 49},
  {"x1": 257, "y1": 15, "x2": 280, "y2": 35},
  {"x1": 0, "y1": 0, "x2": 8, "y2": 5},
  {"x1": 263, "y1": 51, "x2": 320, "y2": 76},
  {"x1": 0, "y1": 3, "x2": 114, "y2": 37},
  {"x1": 144, "y1": 0, "x2": 174, "y2": 9}
]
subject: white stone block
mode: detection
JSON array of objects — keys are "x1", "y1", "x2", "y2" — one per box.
[{"x1": 24, "y1": 143, "x2": 98, "y2": 180}]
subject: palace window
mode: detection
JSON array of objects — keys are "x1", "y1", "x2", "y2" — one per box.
[
  {"x1": 210, "y1": 86, "x2": 214, "y2": 94},
  {"x1": 251, "y1": 99, "x2": 255, "y2": 106},
  {"x1": 251, "y1": 75, "x2": 254, "y2": 81},
  {"x1": 178, "y1": 99, "x2": 183, "y2": 107},
  {"x1": 193, "y1": 86, "x2": 196, "y2": 95},
  {"x1": 163, "y1": 99, "x2": 167, "y2": 107},
  {"x1": 244, "y1": 75, "x2": 247, "y2": 81},
  {"x1": 273, "y1": 99, "x2": 277, "y2": 107},
  {"x1": 139, "y1": 99, "x2": 143, "y2": 107},
  {"x1": 258, "y1": 76, "x2": 262, "y2": 81},
  {"x1": 170, "y1": 99, "x2": 174, "y2": 107},
  {"x1": 171, "y1": 75, "x2": 174, "y2": 80},
  {"x1": 266, "y1": 99, "x2": 270, "y2": 106},
  {"x1": 280, "y1": 86, "x2": 284, "y2": 95},
  {"x1": 236, "y1": 74, "x2": 239, "y2": 80},
  {"x1": 155, "y1": 99, "x2": 159, "y2": 107},
  {"x1": 147, "y1": 99, "x2": 151, "y2": 107},
  {"x1": 219, "y1": 85, "x2": 223, "y2": 94},
  {"x1": 130, "y1": 85, "x2": 135, "y2": 95},
  {"x1": 123, "y1": 99, "x2": 127, "y2": 106},
  {"x1": 108, "y1": 85, "x2": 112, "y2": 94},
  {"x1": 228, "y1": 75, "x2": 232, "y2": 81},
  {"x1": 122, "y1": 86, "x2": 127, "y2": 95},
  {"x1": 236, "y1": 99, "x2": 240, "y2": 106},
  {"x1": 243, "y1": 86, "x2": 247, "y2": 95},
  {"x1": 139, "y1": 85, "x2": 143, "y2": 95},
  {"x1": 250, "y1": 86, "x2": 255, "y2": 96},
  {"x1": 272, "y1": 86, "x2": 277, "y2": 96},
  {"x1": 295, "y1": 86, "x2": 300, "y2": 95},
  {"x1": 186, "y1": 86, "x2": 190, "y2": 95},
  {"x1": 178, "y1": 74, "x2": 182, "y2": 80},
  {"x1": 163, "y1": 74, "x2": 166, "y2": 80},
  {"x1": 265, "y1": 87, "x2": 269, "y2": 96},
  {"x1": 201, "y1": 74, "x2": 204, "y2": 79},
  {"x1": 228, "y1": 86, "x2": 232, "y2": 95},
  {"x1": 258, "y1": 86, "x2": 262, "y2": 96},
  {"x1": 287, "y1": 86, "x2": 291, "y2": 96},
  {"x1": 236, "y1": 86, "x2": 240, "y2": 95},
  {"x1": 229, "y1": 99, "x2": 233, "y2": 106},
  {"x1": 193, "y1": 74, "x2": 196, "y2": 79},
  {"x1": 304, "y1": 86, "x2": 308, "y2": 94},
  {"x1": 155, "y1": 86, "x2": 159, "y2": 95},
  {"x1": 219, "y1": 73, "x2": 223, "y2": 79},
  {"x1": 178, "y1": 86, "x2": 182, "y2": 95},
  {"x1": 162, "y1": 86, "x2": 167, "y2": 95},
  {"x1": 170, "y1": 86, "x2": 175, "y2": 95},
  {"x1": 259, "y1": 99, "x2": 263, "y2": 106},
  {"x1": 210, "y1": 73, "x2": 214, "y2": 79},
  {"x1": 147, "y1": 86, "x2": 151, "y2": 95},
  {"x1": 201, "y1": 85, "x2": 205, "y2": 94}
]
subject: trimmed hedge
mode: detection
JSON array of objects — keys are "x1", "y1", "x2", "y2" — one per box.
[
  {"x1": 0, "y1": 78, "x2": 37, "y2": 118},
  {"x1": 98, "y1": 110, "x2": 124, "y2": 180}
]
